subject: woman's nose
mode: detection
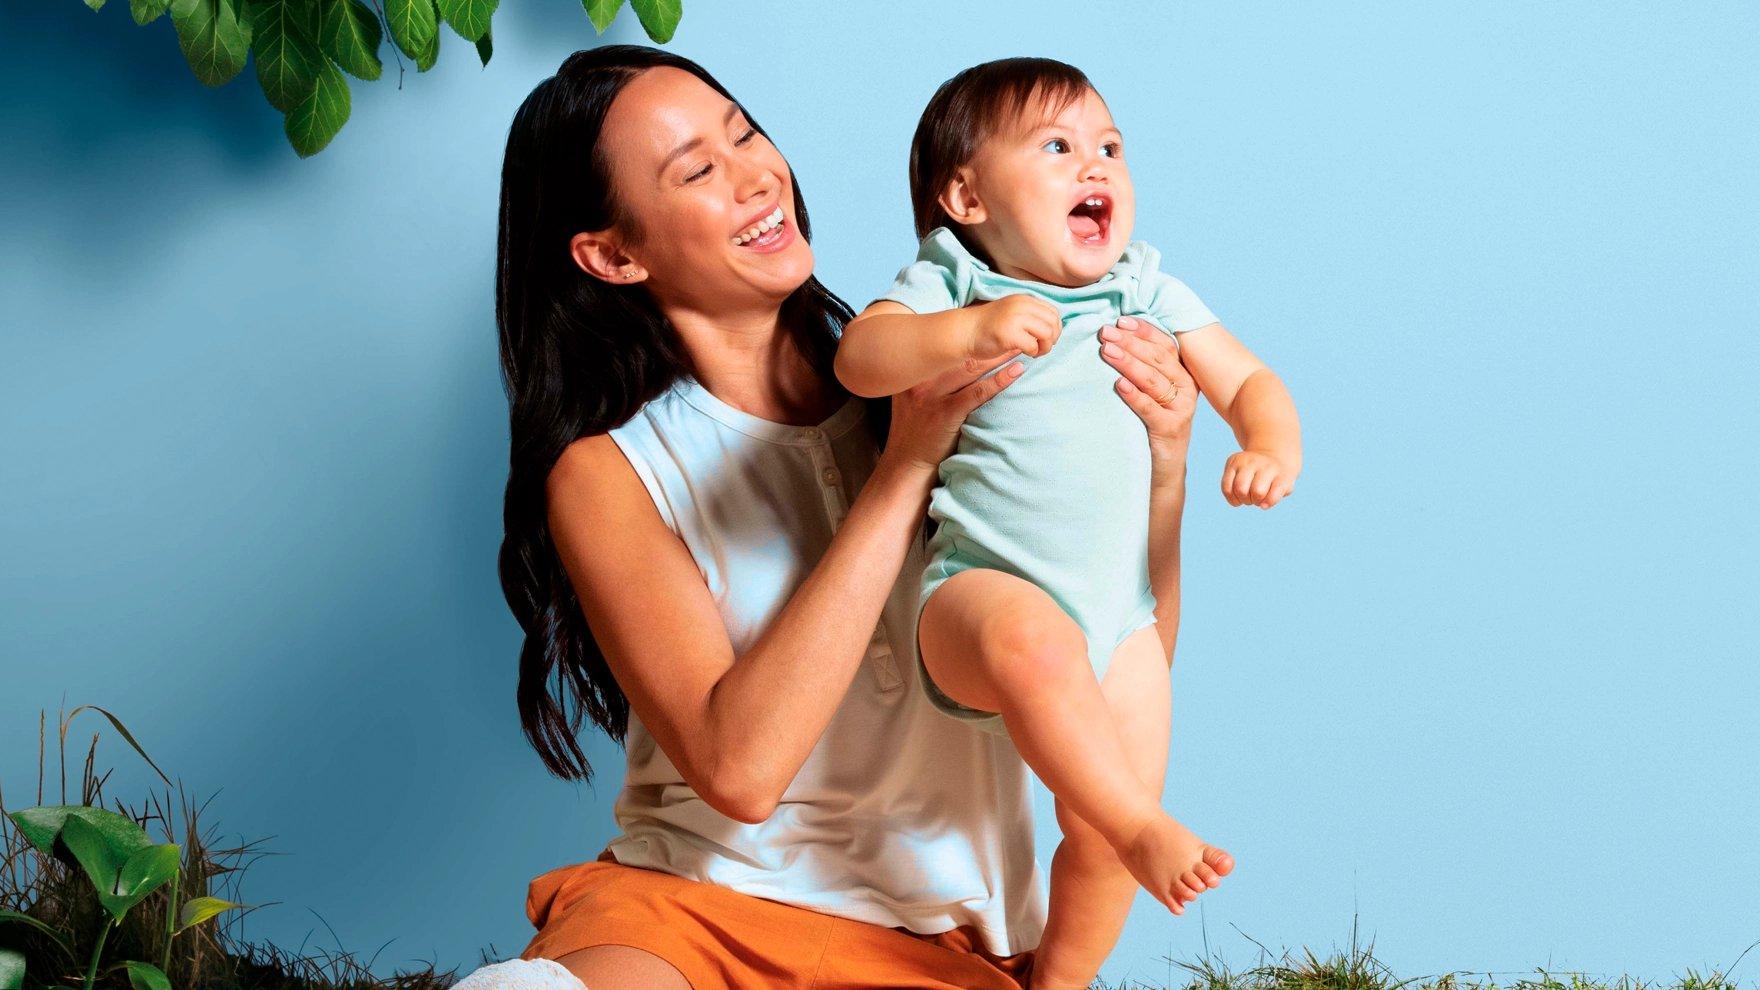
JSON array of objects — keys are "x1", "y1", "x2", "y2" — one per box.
[{"x1": 731, "y1": 157, "x2": 778, "y2": 203}]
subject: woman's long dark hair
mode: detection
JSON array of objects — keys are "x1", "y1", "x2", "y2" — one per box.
[{"x1": 497, "y1": 44, "x2": 880, "y2": 783}]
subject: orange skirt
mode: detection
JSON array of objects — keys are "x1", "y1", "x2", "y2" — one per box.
[{"x1": 520, "y1": 849, "x2": 1035, "y2": 989}]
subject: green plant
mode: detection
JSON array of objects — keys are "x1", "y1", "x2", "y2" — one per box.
[
  {"x1": 1, "y1": 708, "x2": 244, "y2": 990},
  {"x1": 70, "y1": 0, "x2": 683, "y2": 157}
]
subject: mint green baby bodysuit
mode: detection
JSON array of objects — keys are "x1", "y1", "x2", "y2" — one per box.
[{"x1": 877, "y1": 226, "x2": 1221, "y2": 737}]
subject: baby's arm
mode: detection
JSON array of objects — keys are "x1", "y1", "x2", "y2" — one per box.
[
  {"x1": 1131, "y1": 245, "x2": 1301, "y2": 507},
  {"x1": 835, "y1": 302, "x2": 977, "y2": 399},
  {"x1": 836, "y1": 297, "x2": 1061, "y2": 398},
  {"x1": 1175, "y1": 323, "x2": 1303, "y2": 507}
]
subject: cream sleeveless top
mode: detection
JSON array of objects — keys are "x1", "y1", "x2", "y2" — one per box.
[{"x1": 598, "y1": 374, "x2": 1047, "y2": 956}]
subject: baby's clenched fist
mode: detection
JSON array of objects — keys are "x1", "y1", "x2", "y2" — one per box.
[{"x1": 964, "y1": 293, "x2": 1061, "y2": 361}]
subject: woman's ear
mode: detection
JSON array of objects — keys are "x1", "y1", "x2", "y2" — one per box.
[
  {"x1": 939, "y1": 168, "x2": 988, "y2": 226},
  {"x1": 569, "y1": 230, "x2": 648, "y2": 285}
]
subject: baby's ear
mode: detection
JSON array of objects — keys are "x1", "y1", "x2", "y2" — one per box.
[{"x1": 939, "y1": 167, "x2": 987, "y2": 226}]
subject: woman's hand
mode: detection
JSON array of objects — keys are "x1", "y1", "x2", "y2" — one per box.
[
  {"x1": 881, "y1": 350, "x2": 1026, "y2": 474},
  {"x1": 1099, "y1": 315, "x2": 1199, "y2": 467}
]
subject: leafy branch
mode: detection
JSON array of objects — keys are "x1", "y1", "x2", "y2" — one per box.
[{"x1": 74, "y1": 0, "x2": 683, "y2": 157}]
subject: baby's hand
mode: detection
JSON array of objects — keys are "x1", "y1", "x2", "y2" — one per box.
[
  {"x1": 965, "y1": 294, "x2": 1060, "y2": 361},
  {"x1": 1222, "y1": 449, "x2": 1297, "y2": 509}
]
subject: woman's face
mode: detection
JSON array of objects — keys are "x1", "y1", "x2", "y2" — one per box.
[{"x1": 586, "y1": 67, "x2": 813, "y2": 312}]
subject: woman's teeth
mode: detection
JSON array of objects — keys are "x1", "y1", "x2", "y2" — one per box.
[{"x1": 733, "y1": 207, "x2": 786, "y2": 245}]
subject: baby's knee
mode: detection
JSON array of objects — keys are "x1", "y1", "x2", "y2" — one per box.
[{"x1": 978, "y1": 606, "x2": 1087, "y2": 684}]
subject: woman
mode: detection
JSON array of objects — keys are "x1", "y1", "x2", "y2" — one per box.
[{"x1": 493, "y1": 45, "x2": 1204, "y2": 990}]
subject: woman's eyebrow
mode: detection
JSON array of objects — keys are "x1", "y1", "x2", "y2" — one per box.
[{"x1": 657, "y1": 104, "x2": 740, "y2": 176}]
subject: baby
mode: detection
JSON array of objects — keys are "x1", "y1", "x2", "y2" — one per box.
[{"x1": 835, "y1": 58, "x2": 1302, "y2": 988}]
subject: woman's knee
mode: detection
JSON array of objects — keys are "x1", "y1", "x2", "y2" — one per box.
[{"x1": 551, "y1": 945, "x2": 692, "y2": 990}]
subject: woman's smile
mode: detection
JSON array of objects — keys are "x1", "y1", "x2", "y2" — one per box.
[{"x1": 731, "y1": 204, "x2": 796, "y2": 253}]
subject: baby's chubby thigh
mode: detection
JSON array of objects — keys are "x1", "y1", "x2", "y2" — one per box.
[{"x1": 916, "y1": 566, "x2": 1103, "y2": 717}]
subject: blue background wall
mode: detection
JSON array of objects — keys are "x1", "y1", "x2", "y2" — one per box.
[{"x1": 3, "y1": 1, "x2": 1756, "y2": 985}]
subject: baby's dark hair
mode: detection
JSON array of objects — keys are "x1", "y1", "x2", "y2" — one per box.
[{"x1": 908, "y1": 57, "x2": 1097, "y2": 241}]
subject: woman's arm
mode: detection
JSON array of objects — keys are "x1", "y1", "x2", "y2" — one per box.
[
  {"x1": 1099, "y1": 315, "x2": 1202, "y2": 663},
  {"x1": 547, "y1": 358, "x2": 1025, "y2": 824}
]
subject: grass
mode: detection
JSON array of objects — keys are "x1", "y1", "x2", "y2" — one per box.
[
  {"x1": 1089, "y1": 912, "x2": 1757, "y2": 990},
  {"x1": 5, "y1": 705, "x2": 1753, "y2": 990}
]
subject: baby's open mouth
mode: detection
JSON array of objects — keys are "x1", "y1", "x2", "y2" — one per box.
[{"x1": 1067, "y1": 194, "x2": 1111, "y2": 245}]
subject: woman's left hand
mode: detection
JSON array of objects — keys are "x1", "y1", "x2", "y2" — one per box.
[{"x1": 1100, "y1": 315, "x2": 1199, "y2": 466}]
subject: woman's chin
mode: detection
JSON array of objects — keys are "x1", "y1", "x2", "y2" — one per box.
[{"x1": 734, "y1": 240, "x2": 815, "y2": 299}]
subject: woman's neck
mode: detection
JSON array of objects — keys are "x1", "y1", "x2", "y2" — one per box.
[{"x1": 664, "y1": 302, "x2": 844, "y2": 427}]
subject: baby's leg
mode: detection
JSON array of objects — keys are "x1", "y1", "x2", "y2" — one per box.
[
  {"x1": 918, "y1": 570, "x2": 1229, "y2": 911},
  {"x1": 1032, "y1": 624, "x2": 1228, "y2": 990}
]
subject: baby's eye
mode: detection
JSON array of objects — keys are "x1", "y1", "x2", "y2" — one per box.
[
  {"x1": 1041, "y1": 138, "x2": 1070, "y2": 154},
  {"x1": 1101, "y1": 142, "x2": 1122, "y2": 158}
]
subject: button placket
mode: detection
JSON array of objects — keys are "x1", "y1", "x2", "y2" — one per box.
[{"x1": 802, "y1": 431, "x2": 899, "y2": 690}]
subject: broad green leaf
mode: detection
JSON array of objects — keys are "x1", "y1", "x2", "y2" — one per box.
[
  {"x1": 580, "y1": 0, "x2": 619, "y2": 33},
  {"x1": 413, "y1": 2, "x2": 439, "y2": 71},
  {"x1": 121, "y1": 962, "x2": 170, "y2": 990},
  {"x1": 319, "y1": 0, "x2": 382, "y2": 80},
  {"x1": 436, "y1": 0, "x2": 493, "y2": 42},
  {"x1": 176, "y1": 896, "x2": 244, "y2": 932},
  {"x1": 247, "y1": 0, "x2": 324, "y2": 112},
  {"x1": 473, "y1": 22, "x2": 490, "y2": 65},
  {"x1": 284, "y1": 58, "x2": 351, "y2": 157},
  {"x1": 384, "y1": 0, "x2": 435, "y2": 62},
  {"x1": 8, "y1": 807, "x2": 152, "y2": 863},
  {"x1": 116, "y1": 844, "x2": 181, "y2": 909},
  {"x1": 628, "y1": 0, "x2": 678, "y2": 42},
  {"x1": 171, "y1": 0, "x2": 252, "y2": 86},
  {"x1": 0, "y1": 948, "x2": 23, "y2": 990},
  {"x1": 59, "y1": 815, "x2": 131, "y2": 920},
  {"x1": 129, "y1": 0, "x2": 170, "y2": 24},
  {"x1": 0, "y1": 910, "x2": 75, "y2": 959}
]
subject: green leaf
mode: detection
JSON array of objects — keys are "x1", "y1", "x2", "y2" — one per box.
[
  {"x1": 413, "y1": 1, "x2": 439, "y2": 71},
  {"x1": 176, "y1": 896, "x2": 244, "y2": 932},
  {"x1": 319, "y1": 0, "x2": 382, "y2": 80},
  {"x1": 436, "y1": 0, "x2": 493, "y2": 42},
  {"x1": 246, "y1": 0, "x2": 324, "y2": 112},
  {"x1": 0, "y1": 948, "x2": 23, "y2": 990},
  {"x1": 473, "y1": 22, "x2": 490, "y2": 65},
  {"x1": 0, "y1": 910, "x2": 76, "y2": 959},
  {"x1": 116, "y1": 844, "x2": 181, "y2": 909},
  {"x1": 628, "y1": 0, "x2": 678, "y2": 42},
  {"x1": 129, "y1": 0, "x2": 170, "y2": 24},
  {"x1": 580, "y1": 0, "x2": 620, "y2": 33},
  {"x1": 121, "y1": 962, "x2": 169, "y2": 990},
  {"x1": 59, "y1": 815, "x2": 131, "y2": 920},
  {"x1": 171, "y1": 0, "x2": 252, "y2": 86},
  {"x1": 284, "y1": 57, "x2": 351, "y2": 157},
  {"x1": 384, "y1": 0, "x2": 435, "y2": 62},
  {"x1": 8, "y1": 807, "x2": 152, "y2": 864},
  {"x1": 83, "y1": 0, "x2": 107, "y2": 12}
]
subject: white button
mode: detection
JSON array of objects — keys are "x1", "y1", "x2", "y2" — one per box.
[
  {"x1": 799, "y1": 428, "x2": 823, "y2": 442},
  {"x1": 821, "y1": 468, "x2": 839, "y2": 486}
]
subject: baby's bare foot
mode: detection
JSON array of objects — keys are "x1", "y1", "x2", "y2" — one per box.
[{"x1": 1117, "y1": 815, "x2": 1234, "y2": 914}]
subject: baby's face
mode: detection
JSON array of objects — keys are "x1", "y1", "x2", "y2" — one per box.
[{"x1": 960, "y1": 87, "x2": 1135, "y2": 287}]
